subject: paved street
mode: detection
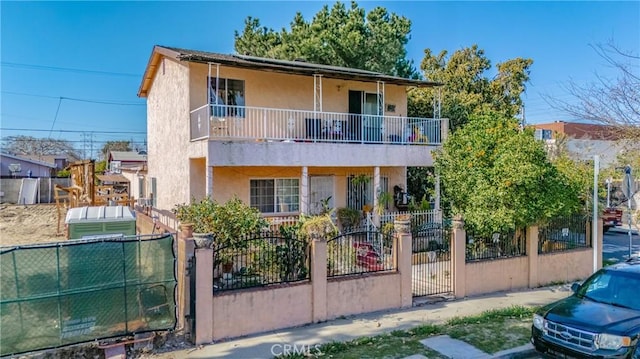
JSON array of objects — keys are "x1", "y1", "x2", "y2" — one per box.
[{"x1": 602, "y1": 226, "x2": 640, "y2": 263}]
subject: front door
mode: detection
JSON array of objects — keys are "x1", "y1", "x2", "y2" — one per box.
[
  {"x1": 348, "y1": 91, "x2": 362, "y2": 141},
  {"x1": 348, "y1": 91, "x2": 382, "y2": 142},
  {"x1": 309, "y1": 176, "x2": 334, "y2": 215}
]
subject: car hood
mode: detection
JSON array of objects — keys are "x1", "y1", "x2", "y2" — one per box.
[{"x1": 541, "y1": 295, "x2": 640, "y2": 334}]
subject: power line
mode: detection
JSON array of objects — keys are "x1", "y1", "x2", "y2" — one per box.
[
  {"x1": 2, "y1": 91, "x2": 145, "y2": 106},
  {"x1": 3, "y1": 138, "x2": 147, "y2": 145},
  {"x1": 1, "y1": 61, "x2": 139, "y2": 77},
  {"x1": 1, "y1": 128, "x2": 146, "y2": 134},
  {"x1": 49, "y1": 98, "x2": 63, "y2": 137}
]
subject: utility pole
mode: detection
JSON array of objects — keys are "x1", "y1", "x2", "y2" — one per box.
[
  {"x1": 623, "y1": 165, "x2": 634, "y2": 258},
  {"x1": 89, "y1": 132, "x2": 94, "y2": 160},
  {"x1": 592, "y1": 155, "x2": 599, "y2": 273},
  {"x1": 81, "y1": 132, "x2": 88, "y2": 159}
]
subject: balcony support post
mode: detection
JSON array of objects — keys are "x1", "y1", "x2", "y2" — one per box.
[
  {"x1": 373, "y1": 166, "x2": 381, "y2": 227},
  {"x1": 376, "y1": 81, "x2": 385, "y2": 116},
  {"x1": 313, "y1": 75, "x2": 323, "y2": 113},
  {"x1": 206, "y1": 165, "x2": 213, "y2": 198},
  {"x1": 301, "y1": 166, "x2": 309, "y2": 215}
]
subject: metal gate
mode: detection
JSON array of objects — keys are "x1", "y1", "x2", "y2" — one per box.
[
  {"x1": 412, "y1": 222, "x2": 453, "y2": 297},
  {"x1": 187, "y1": 253, "x2": 196, "y2": 339}
]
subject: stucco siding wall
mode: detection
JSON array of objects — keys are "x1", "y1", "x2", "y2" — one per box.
[
  {"x1": 120, "y1": 171, "x2": 141, "y2": 200},
  {"x1": 188, "y1": 63, "x2": 407, "y2": 115},
  {"x1": 326, "y1": 273, "x2": 402, "y2": 319},
  {"x1": 210, "y1": 166, "x2": 405, "y2": 209},
  {"x1": 537, "y1": 249, "x2": 593, "y2": 286},
  {"x1": 146, "y1": 58, "x2": 191, "y2": 211},
  {"x1": 465, "y1": 256, "x2": 529, "y2": 296},
  {"x1": 212, "y1": 283, "x2": 312, "y2": 340}
]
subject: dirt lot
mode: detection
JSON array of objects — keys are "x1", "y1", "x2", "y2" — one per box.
[{"x1": 0, "y1": 204, "x2": 67, "y2": 246}]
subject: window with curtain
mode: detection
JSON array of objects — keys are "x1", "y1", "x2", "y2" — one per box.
[
  {"x1": 250, "y1": 178, "x2": 300, "y2": 213},
  {"x1": 208, "y1": 77, "x2": 245, "y2": 117}
]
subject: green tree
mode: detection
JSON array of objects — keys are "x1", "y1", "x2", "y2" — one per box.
[
  {"x1": 234, "y1": 1, "x2": 418, "y2": 78},
  {"x1": 100, "y1": 140, "x2": 131, "y2": 160},
  {"x1": 408, "y1": 45, "x2": 532, "y2": 130},
  {"x1": 435, "y1": 112, "x2": 580, "y2": 235},
  {"x1": 408, "y1": 46, "x2": 533, "y2": 201}
]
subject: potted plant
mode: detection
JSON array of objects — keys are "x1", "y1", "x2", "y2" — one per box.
[{"x1": 336, "y1": 207, "x2": 361, "y2": 229}]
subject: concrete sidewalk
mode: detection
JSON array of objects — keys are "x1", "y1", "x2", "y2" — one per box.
[{"x1": 144, "y1": 285, "x2": 571, "y2": 359}]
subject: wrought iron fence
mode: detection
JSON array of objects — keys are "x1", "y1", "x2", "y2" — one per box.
[
  {"x1": 379, "y1": 210, "x2": 443, "y2": 237},
  {"x1": 212, "y1": 232, "x2": 310, "y2": 292},
  {"x1": 465, "y1": 228, "x2": 527, "y2": 261},
  {"x1": 414, "y1": 224, "x2": 452, "y2": 256},
  {"x1": 327, "y1": 226, "x2": 396, "y2": 277},
  {"x1": 539, "y1": 215, "x2": 590, "y2": 254}
]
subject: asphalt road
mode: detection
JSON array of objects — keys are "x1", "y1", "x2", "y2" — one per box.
[{"x1": 602, "y1": 227, "x2": 640, "y2": 263}]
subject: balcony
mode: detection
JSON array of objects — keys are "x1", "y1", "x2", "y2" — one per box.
[{"x1": 190, "y1": 104, "x2": 448, "y2": 145}]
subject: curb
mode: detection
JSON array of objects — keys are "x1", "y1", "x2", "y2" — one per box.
[{"x1": 491, "y1": 343, "x2": 537, "y2": 359}]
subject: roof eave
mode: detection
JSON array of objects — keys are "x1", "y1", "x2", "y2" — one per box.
[{"x1": 137, "y1": 46, "x2": 181, "y2": 98}]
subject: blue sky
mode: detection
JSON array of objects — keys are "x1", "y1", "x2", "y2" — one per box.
[{"x1": 1, "y1": 1, "x2": 638, "y2": 157}]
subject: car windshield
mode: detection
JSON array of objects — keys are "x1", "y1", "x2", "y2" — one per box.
[{"x1": 577, "y1": 269, "x2": 640, "y2": 310}]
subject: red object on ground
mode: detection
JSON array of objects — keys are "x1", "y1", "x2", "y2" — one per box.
[{"x1": 353, "y1": 242, "x2": 384, "y2": 271}]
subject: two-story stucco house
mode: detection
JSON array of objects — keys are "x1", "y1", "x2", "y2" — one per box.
[{"x1": 137, "y1": 45, "x2": 447, "y2": 219}]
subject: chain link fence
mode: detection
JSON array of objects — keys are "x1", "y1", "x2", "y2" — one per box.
[{"x1": 0, "y1": 234, "x2": 176, "y2": 357}]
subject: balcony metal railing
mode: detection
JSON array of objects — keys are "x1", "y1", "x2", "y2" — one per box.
[{"x1": 190, "y1": 104, "x2": 447, "y2": 145}]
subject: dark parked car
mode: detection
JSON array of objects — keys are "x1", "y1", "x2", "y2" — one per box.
[{"x1": 532, "y1": 257, "x2": 640, "y2": 359}]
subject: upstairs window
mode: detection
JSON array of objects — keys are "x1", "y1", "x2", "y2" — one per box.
[{"x1": 209, "y1": 77, "x2": 245, "y2": 117}]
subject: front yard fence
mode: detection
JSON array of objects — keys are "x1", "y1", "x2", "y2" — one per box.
[
  {"x1": 327, "y1": 226, "x2": 396, "y2": 277},
  {"x1": 538, "y1": 214, "x2": 590, "y2": 254},
  {"x1": 465, "y1": 228, "x2": 527, "y2": 261},
  {"x1": 212, "y1": 232, "x2": 310, "y2": 292}
]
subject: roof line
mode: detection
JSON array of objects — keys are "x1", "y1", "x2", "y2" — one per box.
[
  {"x1": 138, "y1": 45, "x2": 441, "y2": 96},
  {"x1": 0, "y1": 153, "x2": 58, "y2": 168}
]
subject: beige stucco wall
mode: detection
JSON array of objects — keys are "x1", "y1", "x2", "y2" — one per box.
[
  {"x1": 211, "y1": 283, "x2": 313, "y2": 340},
  {"x1": 189, "y1": 158, "x2": 206, "y2": 201},
  {"x1": 536, "y1": 249, "x2": 593, "y2": 286},
  {"x1": 188, "y1": 63, "x2": 408, "y2": 116},
  {"x1": 209, "y1": 166, "x2": 405, "y2": 211},
  {"x1": 146, "y1": 57, "x2": 191, "y2": 211},
  {"x1": 120, "y1": 170, "x2": 143, "y2": 200},
  {"x1": 464, "y1": 257, "x2": 529, "y2": 296},
  {"x1": 326, "y1": 273, "x2": 402, "y2": 319}
]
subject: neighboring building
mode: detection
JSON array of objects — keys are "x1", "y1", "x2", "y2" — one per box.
[
  {"x1": 0, "y1": 153, "x2": 57, "y2": 177},
  {"x1": 533, "y1": 121, "x2": 638, "y2": 168},
  {"x1": 137, "y1": 45, "x2": 447, "y2": 216},
  {"x1": 103, "y1": 151, "x2": 148, "y2": 204},
  {"x1": 20, "y1": 154, "x2": 78, "y2": 172},
  {"x1": 108, "y1": 151, "x2": 148, "y2": 173}
]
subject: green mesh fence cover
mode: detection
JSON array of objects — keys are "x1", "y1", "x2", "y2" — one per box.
[{"x1": 0, "y1": 234, "x2": 176, "y2": 356}]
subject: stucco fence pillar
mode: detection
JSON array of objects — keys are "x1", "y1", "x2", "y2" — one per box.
[
  {"x1": 451, "y1": 216, "x2": 466, "y2": 299},
  {"x1": 393, "y1": 218, "x2": 413, "y2": 308},
  {"x1": 311, "y1": 235, "x2": 328, "y2": 323},
  {"x1": 527, "y1": 226, "x2": 539, "y2": 288},
  {"x1": 193, "y1": 236, "x2": 213, "y2": 345}
]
